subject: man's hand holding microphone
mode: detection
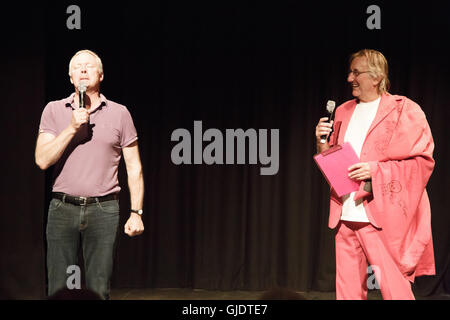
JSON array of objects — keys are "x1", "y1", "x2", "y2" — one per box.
[
  {"x1": 70, "y1": 108, "x2": 90, "y2": 131},
  {"x1": 315, "y1": 117, "x2": 334, "y2": 151},
  {"x1": 315, "y1": 100, "x2": 335, "y2": 154},
  {"x1": 70, "y1": 80, "x2": 89, "y2": 132}
]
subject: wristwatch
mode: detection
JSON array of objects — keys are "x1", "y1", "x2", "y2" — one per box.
[{"x1": 131, "y1": 209, "x2": 143, "y2": 215}]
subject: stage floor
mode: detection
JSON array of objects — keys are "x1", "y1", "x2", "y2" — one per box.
[
  {"x1": 109, "y1": 288, "x2": 450, "y2": 300},
  {"x1": 109, "y1": 288, "x2": 391, "y2": 300}
]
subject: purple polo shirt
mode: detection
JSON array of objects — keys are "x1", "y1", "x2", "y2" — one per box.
[{"x1": 39, "y1": 93, "x2": 138, "y2": 197}]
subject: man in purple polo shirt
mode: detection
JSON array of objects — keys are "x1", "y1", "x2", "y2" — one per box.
[{"x1": 35, "y1": 49, "x2": 144, "y2": 299}]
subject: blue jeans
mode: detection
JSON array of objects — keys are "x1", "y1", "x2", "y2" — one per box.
[{"x1": 46, "y1": 197, "x2": 120, "y2": 300}]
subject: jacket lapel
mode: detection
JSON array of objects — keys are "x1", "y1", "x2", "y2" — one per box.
[{"x1": 337, "y1": 93, "x2": 396, "y2": 145}]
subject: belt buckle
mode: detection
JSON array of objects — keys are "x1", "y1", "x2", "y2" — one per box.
[{"x1": 79, "y1": 196, "x2": 87, "y2": 206}]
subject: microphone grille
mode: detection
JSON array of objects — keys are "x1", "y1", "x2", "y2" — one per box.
[
  {"x1": 78, "y1": 81, "x2": 88, "y2": 92},
  {"x1": 326, "y1": 100, "x2": 336, "y2": 113}
]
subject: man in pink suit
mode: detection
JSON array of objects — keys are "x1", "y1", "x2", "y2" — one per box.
[{"x1": 315, "y1": 49, "x2": 435, "y2": 300}]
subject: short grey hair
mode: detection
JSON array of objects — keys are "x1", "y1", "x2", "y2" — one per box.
[{"x1": 68, "y1": 49, "x2": 103, "y2": 76}]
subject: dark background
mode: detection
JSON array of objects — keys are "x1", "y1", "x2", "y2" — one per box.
[{"x1": 0, "y1": 1, "x2": 449, "y2": 299}]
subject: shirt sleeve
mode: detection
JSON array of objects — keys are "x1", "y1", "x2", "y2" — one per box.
[
  {"x1": 120, "y1": 106, "x2": 138, "y2": 148},
  {"x1": 39, "y1": 103, "x2": 58, "y2": 136}
]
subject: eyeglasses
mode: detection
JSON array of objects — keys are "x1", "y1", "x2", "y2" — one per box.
[{"x1": 348, "y1": 69, "x2": 370, "y2": 77}]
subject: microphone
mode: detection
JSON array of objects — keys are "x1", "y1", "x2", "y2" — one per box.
[
  {"x1": 78, "y1": 81, "x2": 88, "y2": 108},
  {"x1": 320, "y1": 100, "x2": 336, "y2": 144}
]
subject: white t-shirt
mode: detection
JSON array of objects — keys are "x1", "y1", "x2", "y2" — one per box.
[{"x1": 340, "y1": 96, "x2": 381, "y2": 222}]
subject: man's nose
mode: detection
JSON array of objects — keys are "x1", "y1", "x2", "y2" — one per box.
[{"x1": 347, "y1": 72, "x2": 354, "y2": 82}]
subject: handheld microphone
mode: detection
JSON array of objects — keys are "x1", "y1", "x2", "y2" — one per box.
[
  {"x1": 320, "y1": 100, "x2": 336, "y2": 144},
  {"x1": 78, "y1": 81, "x2": 88, "y2": 108}
]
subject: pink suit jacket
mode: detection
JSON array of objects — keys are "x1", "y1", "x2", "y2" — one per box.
[{"x1": 327, "y1": 93, "x2": 436, "y2": 281}]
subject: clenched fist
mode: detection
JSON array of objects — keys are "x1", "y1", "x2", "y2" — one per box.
[
  {"x1": 71, "y1": 108, "x2": 90, "y2": 130},
  {"x1": 125, "y1": 213, "x2": 144, "y2": 237}
]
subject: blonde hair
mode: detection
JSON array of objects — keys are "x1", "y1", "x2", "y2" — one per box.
[
  {"x1": 350, "y1": 49, "x2": 390, "y2": 94},
  {"x1": 68, "y1": 49, "x2": 103, "y2": 76}
]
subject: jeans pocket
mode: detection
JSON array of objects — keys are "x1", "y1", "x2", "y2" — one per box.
[
  {"x1": 49, "y1": 198, "x2": 63, "y2": 211},
  {"x1": 96, "y1": 200, "x2": 120, "y2": 214}
]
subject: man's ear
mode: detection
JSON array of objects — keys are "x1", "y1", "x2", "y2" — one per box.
[
  {"x1": 69, "y1": 76, "x2": 73, "y2": 84},
  {"x1": 372, "y1": 76, "x2": 382, "y2": 89},
  {"x1": 99, "y1": 73, "x2": 104, "y2": 82}
]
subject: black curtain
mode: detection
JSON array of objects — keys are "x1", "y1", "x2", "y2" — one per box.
[
  {"x1": 1, "y1": 1, "x2": 449, "y2": 299},
  {"x1": 0, "y1": 5, "x2": 46, "y2": 298}
]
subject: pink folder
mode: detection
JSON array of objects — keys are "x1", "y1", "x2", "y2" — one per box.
[{"x1": 313, "y1": 142, "x2": 361, "y2": 197}]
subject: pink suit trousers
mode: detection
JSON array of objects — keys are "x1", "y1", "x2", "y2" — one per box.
[{"x1": 335, "y1": 221, "x2": 415, "y2": 300}]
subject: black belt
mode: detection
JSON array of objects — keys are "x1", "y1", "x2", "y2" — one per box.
[{"x1": 52, "y1": 192, "x2": 119, "y2": 206}]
